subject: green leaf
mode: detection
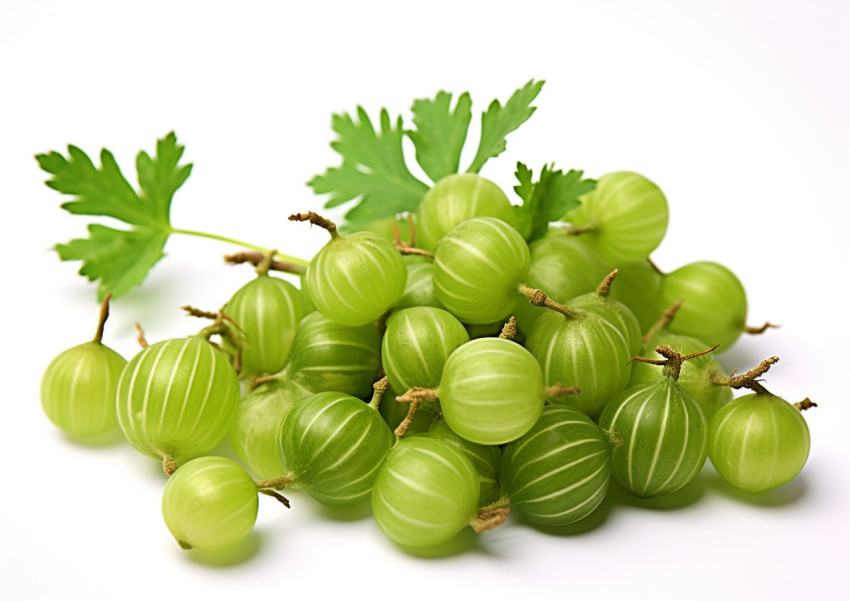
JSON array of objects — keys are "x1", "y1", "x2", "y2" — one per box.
[
  {"x1": 407, "y1": 91, "x2": 472, "y2": 182},
  {"x1": 512, "y1": 162, "x2": 596, "y2": 243},
  {"x1": 56, "y1": 224, "x2": 170, "y2": 300},
  {"x1": 308, "y1": 107, "x2": 429, "y2": 222},
  {"x1": 37, "y1": 132, "x2": 191, "y2": 300},
  {"x1": 467, "y1": 79, "x2": 545, "y2": 174}
]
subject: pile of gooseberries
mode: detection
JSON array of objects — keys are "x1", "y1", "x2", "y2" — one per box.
[{"x1": 41, "y1": 169, "x2": 814, "y2": 554}]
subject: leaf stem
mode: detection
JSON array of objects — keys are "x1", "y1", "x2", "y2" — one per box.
[{"x1": 168, "y1": 227, "x2": 310, "y2": 267}]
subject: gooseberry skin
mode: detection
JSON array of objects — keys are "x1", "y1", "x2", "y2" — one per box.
[
  {"x1": 307, "y1": 230, "x2": 407, "y2": 326},
  {"x1": 40, "y1": 341, "x2": 127, "y2": 437},
  {"x1": 283, "y1": 312, "x2": 382, "y2": 399},
  {"x1": 525, "y1": 310, "x2": 632, "y2": 418},
  {"x1": 381, "y1": 307, "x2": 469, "y2": 393},
  {"x1": 598, "y1": 378, "x2": 709, "y2": 498},
  {"x1": 562, "y1": 171, "x2": 669, "y2": 265},
  {"x1": 115, "y1": 337, "x2": 240, "y2": 464},
  {"x1": 433, "y1": 217, "x2": 530, "y2": 325},
  {"x1": 278, "y1": 391, "x2": 394, "y2": 506},
  {"x1": 608, "y1": 260, "x2": 664, "y2": 333},
  {"x1": 421, "y1": 420, "x2": 502, "y2": 506},
  {"x1": 570, "y1": 287, "x2": 642, "y2": 356},
  {"x1": 223, "y1": 273, "x2": 304, "y2": 377},
  {"x1": 228, "y1": 380, "x2": 309, "y2": 479},
  {"x1": 501, "y1": 405, "x2": 612, "y2": 526},
  {"x1": 513, "y1": 233, "x2": 614, "y2": 335},
  {"x1": 161, "y1": 456, "x2": 258, "y2": 551},
  {"x1": 656, "y1": 261, "x2": 747, "y2": 350},
  {"x1": 438, "y1": 337, "x2": 545, "y2": 446},
  {"x1": 396, "y1": 262, "x2": 445, "y2": 311},
  {"x1": 371, "y1": 437, "x2": 479, "y2": 548},
  {"x1": 417, "y1": 173, "x2": 517, "y2": 251},
  {"x1": 709, "y1": 393, "x2": 810, "y2": 493}
]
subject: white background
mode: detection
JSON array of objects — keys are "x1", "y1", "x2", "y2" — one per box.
[{"x1": 2, "y1": 0, "x2": 848, "y2": 599}]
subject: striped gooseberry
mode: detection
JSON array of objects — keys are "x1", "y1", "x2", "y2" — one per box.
[
  {"x1": 569, "y1": 270, "x2": 642, "y2": 355},
  {"x1": 223, "y1": 266, "x2": 304, "y2": 377},
  {"x1": 597, "y1": 346, "x2": 711, "y2": 498},
  {"x1": 280, "y1": 311, "x2": 382, "y2": 399},
  {"x1": 161, "y1": 456, "x2": 259, "y2": 551},
  {"x1": 274, "y1": 391, "x2": 394, "y2": 506},
  {"x1": 290, "y1": 212, "x2": 407, "y2": 326},
  {"x1": 381, "y1": 306, "x2": 469, "y2": 393},
  {"x1": 416, "y1": 173, "x2": 517, "y2": 251},
  {"x1": 432, "y1": 217, "x2": 530, "y2": 324},
  {"x1": 399, "y1": 336, "x2": 576, "y2": 446},
  {"x1": 561, "y1": 171, "x2": 669, "y2": 265},
  {"x1": 40, "y1": 294, "x2": 127, "y2": 438},
  {"x1": 115, "y1": 333, "x2": 240, "y2": 473},
  {"x1": 525, "y1": 302, "x2": 632, "y2": 418},
  {"x1": 708, "y1": 357, "x2": 812, "y2": 493},
  {"x1": 655, "y1": 261, "x2": 751, "y2": 350},
  {"x1": 501, "y1": 405, "x2": 613, "y2": 526},
  {"x1": 371, "y1": 437, "x2": 506, "y2": 548},
  {"x1": 228, "y1": 379, "x2": 310, "y2": 480}
]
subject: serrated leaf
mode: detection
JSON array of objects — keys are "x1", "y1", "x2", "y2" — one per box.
[
  {"x1": 308, "y1": 107, "x2": 428, "y2": 220},
  {"x1": 513, "y1": 161, "x2": 596, "y2": 243},
  {"x1": 56, "y1": 224, "x2": 169, "y2": 300},
  {"x1": 467, "y1": 79, "x2": 545, "y2": 174},
  {"x1": 37, "y1": 132, "x2": 190, "y2": 300},
  {"x1": 407, "y1": 91, "x2": 472, "y2": 182}
]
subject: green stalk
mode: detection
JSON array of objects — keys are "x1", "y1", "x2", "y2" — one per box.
[{"x1": 168, "y1": 227, "x2": 310, "y2": 267}]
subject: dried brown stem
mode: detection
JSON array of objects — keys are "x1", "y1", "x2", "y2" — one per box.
[
  {"x1": 499, "y1": 316, "x2": 518, "y2": 340},
  {"x1": 259, "y1": 489, "x2": 291, "y2": 508},
  {"x1": 134, "y1": 322, "x2": 149, "y2": 348},
  {"x1": 470, "y1": 504, "x2": 510, "y2": 533},
  {"x1": 393, "y1": 398, "x2": 422, "y2": 438},
  {"x1": 642, "y1": 300, "x2": 683, "y2": 343},
  {"x1": 93, "y1": 292, "x2": 112, "y2": 343},
  {"x1": 546, "y1": 383, "x2": 581, "y2": 397},
  {"x1": 630, "y1": 344, "x2": 720, "y2": 380},
  {"x1": 710, "y1": 356, "x2": 780, "y2": 393},
  {"x1": 182, "y1": 305, "x2": 219, "y2": 320},
  {"x1": 595, "y1": 270, "x2": 618, "y2": 298},
  {"x1": 744, "y1": 322, "x2": 780, "y2": 335},
  {"x1": 397, "y1": 246, "x2": 435, "y2": 258},
  {"x1": 518, "y1": 285, "x2": 579, "y2": 319},
  {"x1": 794, "y1": 398, "x2": 817, "y2": 412},
  {"x1": 396, "y1": 387, "x2": 440, "y2": 404},
  {"x1": 565, "y1": 224, "x2": 595, "y2": 236},
  {"x1": 288, "y1": 212, "x2": 338, "y2": 238},
  {"x1": 162, "y1": 454, "x2": 177, "y2": 477}
]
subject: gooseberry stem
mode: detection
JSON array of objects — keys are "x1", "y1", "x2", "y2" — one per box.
[
  {"x1": 92, "y1": 291, "x2": 112, "y2": 344},
  {"x1": 259, "y1": 489, "x2": 291, "y2": 508},
  {"x1": 470, "y1": 502, "x2": 510, "y2": 533},
  {"x1": 368, "y1": 376, "x2": 390, "y2": 410},
  {"x1": 168, "y1": 227, "x2": 309, "y2": 267},
  {"x1": 162, "y1": 454, "x2": 177, "y2": 477},
  {"x1": 499, "y1": 316, "x2": 518, "y2": 340},
  {"x1": 518, "y1": 284, "x2": 579, "y2": 319},
  {"x1": 223, "y1": 251, "x2": 307, "y2": 275},
  {"x1": 134, "y1": 322, "x2": 149, "y2": 348},
  {"x1": 642, "y1": 300, "x2": 683, "y2": 343},
  {"x1": 630, "y1": 344, "x2": 720, "y2": 381},
  {"x1": 288, "y1": 212, "x2": 338, "y2": 239},
  {"x1": 794, "y1": 398, "x2": 818, "y2": 412},
  {"x1": 255, "y1": 474, "x2": 295, "y2": 490},
  {"x1": 744, "y1": 322, "x2": 780, "y2": 335},
  {"x1": 595, "y1": 269, "x2": 619, "y2": 298},
  {"x1": 711, "y1": 356, "x2": 780, "y2": 394}
]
